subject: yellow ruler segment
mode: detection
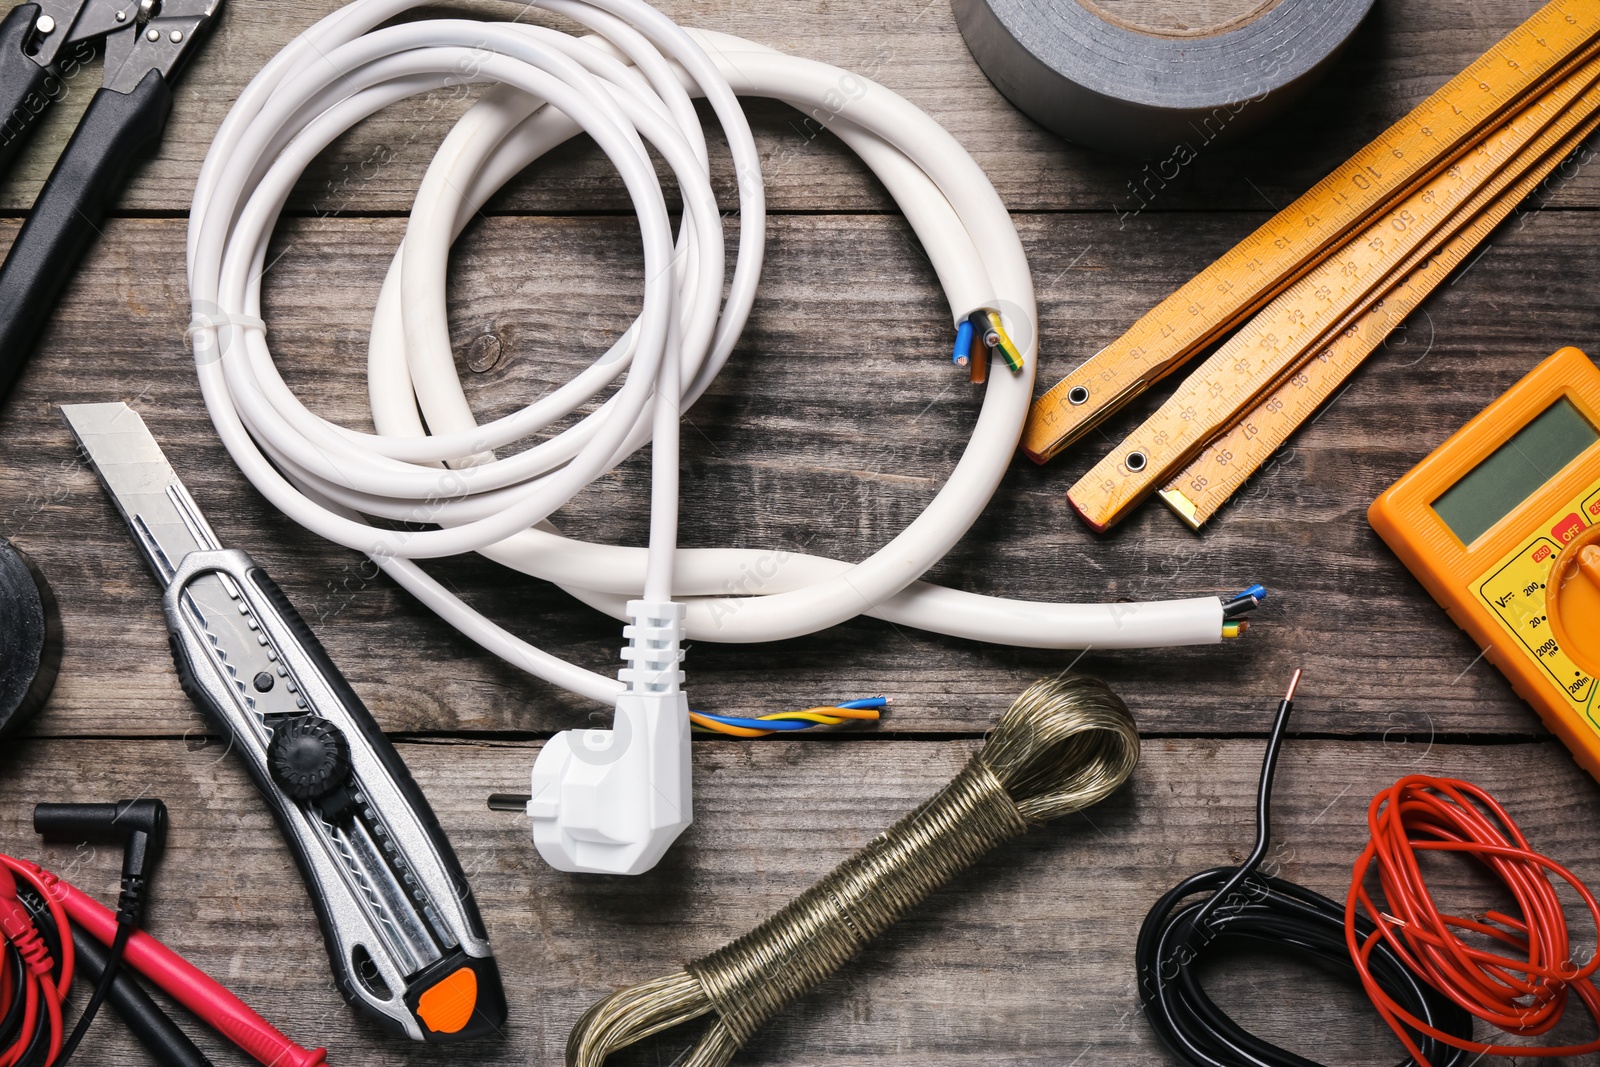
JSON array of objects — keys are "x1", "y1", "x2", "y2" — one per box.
[
  {"x1": 1160, "y1": 110, "x2": 1600, "y2": 529},
  {"x1": 1065, "y1": 55, "x2": 1600, "y2": 531},
  {"x1": 1020, "y1": 0, "x2": 1600, "y2": 464}
]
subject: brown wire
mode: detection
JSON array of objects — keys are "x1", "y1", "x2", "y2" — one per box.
[{"x1": 566, "y1": 673, "x2": 1141, "y2": 1067}]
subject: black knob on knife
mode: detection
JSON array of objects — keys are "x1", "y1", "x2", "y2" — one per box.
[{"x1": 268, "y1": 716, "x2": 352, "y2": 802}]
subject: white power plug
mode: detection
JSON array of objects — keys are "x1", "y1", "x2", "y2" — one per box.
[{"x1": 526, "y1": 602, "x2": 691, "y2": 875}]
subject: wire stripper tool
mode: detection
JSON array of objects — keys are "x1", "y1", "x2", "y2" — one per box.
[{"x1": 0, "y1": 0, "x2": 221, "y2": 403}]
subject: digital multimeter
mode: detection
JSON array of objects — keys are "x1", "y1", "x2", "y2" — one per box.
[{"x1": 1371, "y1": 346, "x2": 1600, "y2": 781}]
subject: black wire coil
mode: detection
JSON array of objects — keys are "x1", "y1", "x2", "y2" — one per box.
[
  {"x1": 1137, "y1": 867, "x2": 1473, "y2": 1067},
  {"x1": 1134, "y1": 674, "x2": 1474, "y2": 1067}
]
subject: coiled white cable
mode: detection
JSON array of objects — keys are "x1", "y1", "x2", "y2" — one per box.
[{"x1": 187, "y1": 0, "x2": 1234, "y2": 711}]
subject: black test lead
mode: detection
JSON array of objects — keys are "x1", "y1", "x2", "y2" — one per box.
[{"x1": 1135, "y1": 671, "x2": 1475, "y2": 1067}]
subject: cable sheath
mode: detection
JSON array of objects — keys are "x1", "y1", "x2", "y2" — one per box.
[{"x1": 186, "y1": 0, "x2": 1229, "y2": 709}]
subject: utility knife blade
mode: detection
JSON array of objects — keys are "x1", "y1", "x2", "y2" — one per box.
[{"x1": 62, "y1": 402, "x2": 506, "y2": 1043}]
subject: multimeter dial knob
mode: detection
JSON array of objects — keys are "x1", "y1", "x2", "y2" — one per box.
[{"x1": 1549, "y1": 525, "x2": 1600, "y2": 678}]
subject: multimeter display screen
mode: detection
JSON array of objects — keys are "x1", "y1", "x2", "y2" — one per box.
[{"x1": 1432, "y1": 397, "x2": 1598, "y2": 545}]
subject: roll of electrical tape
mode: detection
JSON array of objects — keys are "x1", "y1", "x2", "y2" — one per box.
[
  {"x1": 0, "y1": 537, "x2": 61, "y2": 742},
  {"x1": 952, "y1": 0, "x2": 1377, "y2": 156}
]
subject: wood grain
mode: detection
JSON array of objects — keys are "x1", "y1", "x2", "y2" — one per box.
[
  {"x1": 1, "y1": 202, "x2": 1596, "y2": 740},
  {"x1": 2, "y1": 736, "x2": 1597, "y2": 1066},
  {"x1": 0, "y1": 0, "x2": 1595, "y2": 215},
  {"x1": 3, "y1": 2, "x2": 1600, "y2": 1064}
]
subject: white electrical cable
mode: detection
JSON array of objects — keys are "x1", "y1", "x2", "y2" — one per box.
[{"x1": 187, "y1": 0, "x2": 1233, "y2": 714}]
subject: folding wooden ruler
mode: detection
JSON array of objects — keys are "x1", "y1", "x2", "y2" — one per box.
[{"x1": 1019, "y1": 0, "x2": 1600, "y2": 531}]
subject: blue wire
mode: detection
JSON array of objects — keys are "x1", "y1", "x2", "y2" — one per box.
[
  {"x1": 1230, "y1": 583, "x2": 1267, "y2": 604},
  {"x1": 694, "y1": 697, "x2": 887, "y2": 731},
  {"x1": 693, "y1": 714, "x2": 813, "y2": 731},
  {"x1": 952, "y1": 319, "x2": 974, "y2": 365}
]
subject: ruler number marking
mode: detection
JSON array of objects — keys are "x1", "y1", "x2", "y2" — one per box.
[{"x1": 1053, "y1": 1, "x2": 1600, "y2": 522}]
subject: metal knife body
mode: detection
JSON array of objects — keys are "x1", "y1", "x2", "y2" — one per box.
[{"x1": 62, "y1": 402, "x2": 506, "y2": 1043}]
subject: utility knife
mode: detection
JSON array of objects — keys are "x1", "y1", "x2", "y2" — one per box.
[{"x1": 62, "y1": 401, "x2": 507, "y2": 1043}]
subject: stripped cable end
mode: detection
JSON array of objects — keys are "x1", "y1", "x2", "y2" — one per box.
[
  {"x1": 982, "y1": 310, "x2": 1025, "y2": 373},
  {"x1": 1221, "y1": 583, "x2": 1268, "y2": 620}
]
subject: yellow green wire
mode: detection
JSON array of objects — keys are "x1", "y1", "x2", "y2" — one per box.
[{"x1": 984, "y1": 310, "x2": 1025, "y2": 372}]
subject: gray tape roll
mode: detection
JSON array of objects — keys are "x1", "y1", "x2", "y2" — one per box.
[
  {"x1": 0, "y1": 536, "x2": 61, "y2": 743},
  {"x1": 952, "y1": 0, "x2": 1376, "y2": 156}
]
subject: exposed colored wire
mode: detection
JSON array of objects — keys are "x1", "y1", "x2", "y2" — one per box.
[
  {"x1": 1233, "y1": 583, "x2": 1268, "y2": 604},
  {"x1": 1346, "y1": 775, "x2": 1600, "y2": 1064},
  {"x1": 690, "y1": 698, "x2": 886, "y2": 738},
  {"x1": 1222, "y1": 584, "x2": 1267, "y2": 619},
  {"x1": 982, "y1": 310, "x2": 1024, "y2": 372},
  {"x1": 1221, "y1": 620, "x2": 1247, "y2": 639},
  {"x1": 951, "y1": 318, "x2": 974, "y2": 366},
  {"x1": 969, "y1": 328, "x2": 989, "y2": 384},
  {"x1": 1137, "y1": 672, "x2": 1474, "y2": 1067},
  {"x1": 1221, "y1": 598, "x2": 1257, "y2": 620}
]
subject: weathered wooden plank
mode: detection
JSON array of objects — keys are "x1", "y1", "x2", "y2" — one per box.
[
  {"x1": 1, "y1": 736, "x2": 1596, "y2": 1065},
  {"x1": 0, "y1": 0, "x2": 1595, "y2": 215},
  {"x1": 2, "y1": 206, "x2": 1597, "y2": 740}
]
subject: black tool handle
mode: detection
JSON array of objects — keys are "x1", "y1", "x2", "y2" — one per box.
[
  {"x1": 73, "y1": 927, "x2": 216, "y2": 1067},
  {"x1": 0, "y1": 5, "x2": 52, "y2": 175},
  {"x1": 246, "y1": 568, "x2": 507, "y2": 1040},
  {"x1": 0, "y1": 66, "x2": 170, "y2": 402},
  {"x1": 163, "y1": 554, "x2": 506, "y2": 1042}
]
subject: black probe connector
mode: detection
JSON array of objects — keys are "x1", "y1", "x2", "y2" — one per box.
[
  {"x1": 33, "y1": 799, "x2": 169, "y2": 1066},
  {"x1": 35, "y1": 800, "x2": 167, "y2": 923}
]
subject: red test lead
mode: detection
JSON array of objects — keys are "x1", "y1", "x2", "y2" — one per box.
[
  {"x1": 7, "y1": 856, "x2": 328, "y2": 1067},
  {"x1": 0, "y1": 858, "x2": 70, "y2": 1067}
]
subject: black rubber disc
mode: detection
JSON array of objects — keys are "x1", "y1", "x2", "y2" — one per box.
[{"x1": 0, "y1": 537, "x2": 62, "y2": 742}]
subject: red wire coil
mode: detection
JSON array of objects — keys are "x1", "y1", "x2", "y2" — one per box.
[{"x1": 1346, "y1": 774, "x2": 1600, "y2": 1065}]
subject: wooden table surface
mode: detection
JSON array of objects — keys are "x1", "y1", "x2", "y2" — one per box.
[{"x1": 3, "y1": 0, "x2": 1600, "y2": 1063}]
